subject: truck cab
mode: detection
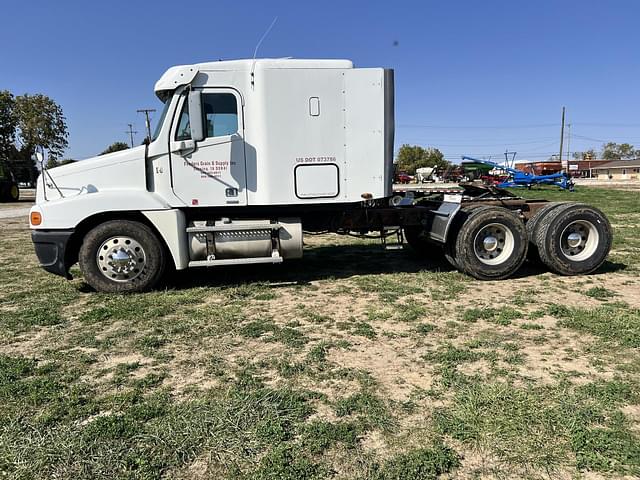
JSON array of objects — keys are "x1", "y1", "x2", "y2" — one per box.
[{"x1": 30, "y1": 59, "x2": 396, "y2": 292}]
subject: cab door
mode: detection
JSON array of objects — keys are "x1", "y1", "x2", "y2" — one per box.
[{"x1": 169, "y1": 88, "x2": 247, "y2": 206}]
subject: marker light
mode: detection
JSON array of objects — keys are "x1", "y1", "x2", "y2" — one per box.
[{"x1": 30, "y1": 212, "x2": 42, "y2": 226}]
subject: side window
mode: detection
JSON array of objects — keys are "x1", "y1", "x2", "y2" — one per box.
[
  {"x1": 203, "y1": 93, "x2": 238, "y2": 137},
  {"x1": 175, "y1": 99, "x2": 191, "y2": 141},
  {"x1": 174, "y1": 92, "x2": 238, "y2": 141}
]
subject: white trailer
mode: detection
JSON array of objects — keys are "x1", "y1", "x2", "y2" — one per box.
[{"x1": 30, "y1": 59, "x2": 612, "y2": 292}]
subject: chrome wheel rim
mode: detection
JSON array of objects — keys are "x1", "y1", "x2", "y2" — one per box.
[
  {"x1": 560, "y1": 220, "x2": 598, "y2": 261},
  {"x1": 473, "y1": 223, "x2": 515, "y2": 265},
  {"x1": 96, "y1": 236, "x2": 146, "y2": 282}
]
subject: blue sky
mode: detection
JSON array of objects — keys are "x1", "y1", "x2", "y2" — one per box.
[{"x1": 1, "y1": 0, "x2": 639, "y2": 163}]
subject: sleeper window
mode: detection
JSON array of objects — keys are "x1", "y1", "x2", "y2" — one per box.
[{"x1": 174, "y1": 92, "x2": 238, "y2": 141}]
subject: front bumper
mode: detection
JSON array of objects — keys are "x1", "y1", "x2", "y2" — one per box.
[{"x1": 31, "y1": 229, "x2": 75, "y2": 279}]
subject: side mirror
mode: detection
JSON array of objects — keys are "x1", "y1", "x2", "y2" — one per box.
[{"x1": 188, "y1": 90, "x2": 205, "y2": 142}]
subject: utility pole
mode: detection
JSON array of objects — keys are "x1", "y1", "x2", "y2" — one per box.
[
  {"x1": 137, "y1": 108, "x2": 156, "y2": 142},
  {"x1": 126, "y1": 124, "x2": 138, "y2": 148},
  {"x1": 566, "y1": 123, "x2": 571, "y2": 165},
  {"x1": 558, "y1": 107, "x2": 566, "y2": 170}
]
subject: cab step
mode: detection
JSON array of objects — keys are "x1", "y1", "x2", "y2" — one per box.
[
  {"x1": 382, "y1": 227, "x2": 404, "y2": 250},
  {"x1": 189, "y1": 255, "x2": 283, "y2": 267},
  {"x1": 186, "y1": 222, "x2": 282, "y2": 233}
]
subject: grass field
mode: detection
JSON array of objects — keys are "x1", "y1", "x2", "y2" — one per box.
[{"x1": 0, "y1": 187, "x2": 639, "y2": 479}]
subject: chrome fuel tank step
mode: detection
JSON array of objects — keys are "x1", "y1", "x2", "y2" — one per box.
[{"x1": 187, "y1": 217, "x2": 302, "y2": 265}]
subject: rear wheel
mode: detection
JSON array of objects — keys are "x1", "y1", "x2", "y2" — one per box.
[
  {"x1": 525, "y1": 202, "x2": 563, "y2": 263},
  {"x1": 404, "y1": 225, "x2": 439, "y2": 256},
  {"x1": 79, "y1": 220, "x2": 166, "y2": 293},
  {"x1": 446, "y1": 206, "x2": 528, "y2": 280},
  {"x1": 444, "y1": 206, "x2": 493, "y2": 270},
  {"x1": 534, "y1": 203, "x2": 612, "y2": 275}
]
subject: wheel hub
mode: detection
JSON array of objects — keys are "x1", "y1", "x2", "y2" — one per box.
[
  {"x1": 483, "y1": 236, "x2": 499, "y2": 252},
  {"x1": 111, "y1": 249, "x2": 133, "y2": 269},
  {"x1": 473, "y1": 223, "x2": 515, "y2": 266},
  {"x1": 566, "y1": 232, "x2": 582, "y2": 248},
  {"x1": 97, "y1": 236, "x2": 146, "y2": 282},
  {"x1": 560, "y1": 220, "x2": 599, "y2": 261}
]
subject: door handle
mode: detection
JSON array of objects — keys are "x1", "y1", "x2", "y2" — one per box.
[{"x1": 171, "y1": 140, "x2": 196, "y2": 154}]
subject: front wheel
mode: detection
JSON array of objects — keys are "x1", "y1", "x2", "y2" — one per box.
[
  {"x1": 79, "y1": 220, "x2": 166, "y2": 293},
  {"x1": 446, "y1": 206, "x2": 528, "y2": 280}
]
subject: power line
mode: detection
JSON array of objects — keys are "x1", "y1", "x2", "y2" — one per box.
[
  {"x1": 399, "y1": 121, "x2": 640, "y2": 129},
  {"x1": 397, "y1": 138, "x2": 557, "y2": 147},
  {"x1": 572, "y1": 122, "x2": 640, "y2": 127},
  {"x1": 571, "y1": 134, "x2": 607, "y2": 143},
  {"x1": 398, "y1": 123, "x2": 558, "y2": 129},
  {"x1": 441, "y1": 151, "x2": 570, "y2": 157},
  {"x1": 522, "y1": 141, "x2": 562, "y2": 152}
]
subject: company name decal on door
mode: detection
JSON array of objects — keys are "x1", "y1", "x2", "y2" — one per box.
[{"x1": 183, "y1": 160, "x2": 236, "y2": 178}]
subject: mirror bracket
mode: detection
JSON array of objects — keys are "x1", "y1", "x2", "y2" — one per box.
[{"x1": 188, "y1": 90, "x2": 205, "y2": 142}]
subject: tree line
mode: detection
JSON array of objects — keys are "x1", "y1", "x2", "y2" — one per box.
[
  {"x1": 0, "y1": 89, "x2": 132, "y2": 184},
  {"x1": 573, "y1": 143, "x2": 639, "y2": 161},
  {"x1": 396, "y1": 141, "x2": 639, "y2": 175}
]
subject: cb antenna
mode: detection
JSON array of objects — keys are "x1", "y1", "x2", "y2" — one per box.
[{"x1": 251, "y1": 16, "x2": 278, "y2": 88}]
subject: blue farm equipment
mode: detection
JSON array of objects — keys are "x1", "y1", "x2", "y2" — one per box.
[{"x1": 461, "y1": 156, "x2": 574, "y2": 191}]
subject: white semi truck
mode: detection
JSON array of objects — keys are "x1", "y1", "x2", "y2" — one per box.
[{"x1": 30, "y1": 58, "x2": 612, "y2": 292}]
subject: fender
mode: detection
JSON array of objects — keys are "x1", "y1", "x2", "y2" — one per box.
[
  {"x1": 30, "y1": 190, "x2": 171, "y2": 230},
  {"x1": 142, "y1": 209, "x2": 189, "y2": 270}
]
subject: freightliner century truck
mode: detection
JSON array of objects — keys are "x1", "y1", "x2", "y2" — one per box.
[{"x1": 29, "y1": 59, "x2": 612, "y2": 293}]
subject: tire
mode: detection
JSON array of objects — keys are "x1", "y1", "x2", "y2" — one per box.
[
  {"x1": 443, "y1": 241, "x2": 458, "y2": 270},
  {"x1": 404, "y1": 225, "x2": 440, "y2": 256},
  {"x1": 444, "y1": 205, "x2": 494, "y2": 270},
  {"x1": 446, "y1": 206, "x2": 528, "y2": 280},
  {"x1": 534, "y1": 203, "x2": 612, "y2": 276},
  {"x1": 79, "y1": 220, "x2": 166, "y2": 293},
  {"x1": 525, "y1": 202, "x2": 564, "y2": 263},
  {"x1": 9, "y1": 183, "x2": 19, "y2": 201}
]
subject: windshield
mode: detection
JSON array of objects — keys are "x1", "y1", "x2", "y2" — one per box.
[{"x1": 150, "y1": 97, "x2": 171, "y2": 142}]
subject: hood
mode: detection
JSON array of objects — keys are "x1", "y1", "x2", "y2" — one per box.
[{"x1": 37, "y1": 146, "x2": 147, "y2": 203}]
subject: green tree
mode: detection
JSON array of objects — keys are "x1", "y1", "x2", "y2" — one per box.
[
  {"x1": 0, "y1": 91, "x2": 17, "y2": 165},
  {"x1": 572, "y1": 149, "x2": 597, "y2": 160},
  {"x1": 15, "y1": 94, "x2": 68, "y2": 160},
  {"x1": 601, "y1": 142, "x2": 638, "y2": 161},
  {"x1": 100, "y1": 142, "x2": 129, "y2": 155},
  {"x1": 0, "y1": 91, "x2": 68, "y2": 184},
  {"x1": 45, "y1": 158, "x2": 75, "y2": 169},
  {"x1": 395, "y1": 144, "x2": 448, "y2": 174}
]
